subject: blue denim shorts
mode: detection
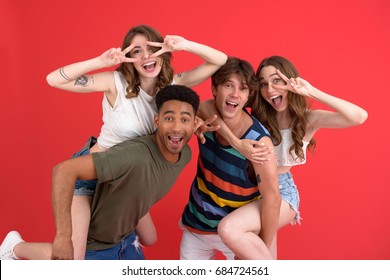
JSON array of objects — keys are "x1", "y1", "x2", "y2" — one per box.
[
  {"x1": 85, "y1": 231, "x2": 145, "y2": 260},
  {"x1": 72, "y1": 137, "x2": 98, "y2": 196},
  {"x1": 278, "y1": 172, "x2": 301, "y2": 224}
]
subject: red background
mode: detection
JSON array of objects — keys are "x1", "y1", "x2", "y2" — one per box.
[{"x1": 1, "y1": 0, "x2": 389, "y2": 260}]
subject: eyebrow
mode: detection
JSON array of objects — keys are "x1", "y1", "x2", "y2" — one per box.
[
  {"x1": 259, "y1": 72, "x2": 279, "y2": 81},
  {"x1": 163, "y1": 110, "x2": 193, "y2": 117}
]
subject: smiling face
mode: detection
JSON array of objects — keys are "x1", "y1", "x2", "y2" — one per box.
[
  {"x1": 153, "y1": 100, "x2": 196, "y2": 162},
  {"x1": 259, "y1": 65, "x2": 289, "y2": 112},
  {"x1": 213, "y1": 73, "x2": 250, "y2": 120},
  {"x1": 129, "y1": 34, "x2": 163, "y2": 79}
]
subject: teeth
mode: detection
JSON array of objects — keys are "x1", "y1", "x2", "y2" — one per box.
[
  {"x1": 169, "y1": 136, "x2": 182, "y2": 141},
  {"x1": 226, "y1": 102, "x2": 238, "y2": 106},
  {"x1": 270, "y1": 95, "x2": 281, "y2": 100},
  {"x1": 143, "y1": 62, "x2": 155, "y2": 66}
]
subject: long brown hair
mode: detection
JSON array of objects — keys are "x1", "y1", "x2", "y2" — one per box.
[
  {"x1": 250, "y1": 56, "x2": 315, "y2": 160},
  {"x1": 116, "y1": 25, "x2": 174, "y2": 98}
]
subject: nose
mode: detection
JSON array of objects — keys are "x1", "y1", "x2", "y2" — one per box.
[
  {"x1": 230, "y1": 86, "x2": 240, "y2": 97},
  {"x1": 267, "y1": 83, "x2": 274, "y2": 93},
  {"x1": 172, "y1": 119, "x2": 182, "y2": 132},
  {"x1": 142, "y1": 50, "x2": 150, "y2": 59}
]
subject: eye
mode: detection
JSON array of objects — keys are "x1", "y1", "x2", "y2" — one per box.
[
  {"x1": 165, "y1": 116, "x2": 173, "y2": 121},
  {"x1": 130, "y1": 48, "x2": 142, "y2": 57},
  {"x1": 241, "y1": 86, "x2": 249, "y2": 92},
  {"x1": 147, "y1": 46, "x2": 154, "y2": 53},
  {"x1": 181, "y1": 118, "x2": 190, "y2": 123},
  {"x1": 273, "y1": 78, "x2": 282, "y2": 84},
  {"x1": 260, "y1": 82, "x2": 267, "y2": 88}
]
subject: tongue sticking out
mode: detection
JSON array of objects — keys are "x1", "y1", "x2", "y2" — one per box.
[{"x1": 272, "y1": 96, "x2": 282, "y2": 106}]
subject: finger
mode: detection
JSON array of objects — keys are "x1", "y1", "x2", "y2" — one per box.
[
  {"x1": 123, "y1": 57, "x2": 140, "y2": 63},
  {"x1": 146, "y1": 41, "x2": 163, "y2": 47},
  {"x1": 195, "y1": 131, "x2": 206, "y2": 144},
  {"x1": 272, "y1": 84, "x2": 289, "y2": 91},
  {"x1": 251, "y1": 141, "x2": 269, "y2": 149},
  {"x1": 194, "y1": 121, "x2": 203, "y2": 131},
  {"x1": 204, "y1": 124, "x2": 220, "y2": 132},
  {"x1": 150, "y1": 49, "x2": 165, "y2": 58},
  {"x1": 122, "y1": 43, "x2": 136, "y2": 55},
  {"x1": 203, "y1": 115, "x2": 218, "y2": 126},
  {"x1": 276, "y1": 69, "x2": 290, "y2": 83}
]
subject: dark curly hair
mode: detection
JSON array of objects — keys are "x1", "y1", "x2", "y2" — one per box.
[{"x1": 155, "y1": 85, "x2": 199, "y2": 114}]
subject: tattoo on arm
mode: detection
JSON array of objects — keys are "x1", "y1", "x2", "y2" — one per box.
[
  {"x1": 256, "y1": 174, "x2": 262, "y2": 184},
  {"x1": 74, "y1": 75, "x2": 93, "y2": 87},
  {"x1": 59, "y1": 67, "x2": 71, "y2": 81}
]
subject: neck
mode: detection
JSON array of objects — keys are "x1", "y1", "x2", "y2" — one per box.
[
  {"x1": 219, "y1": 110, "x2": 251, "y2": 145},
  {"x1": 140, "y1": 77, "x2": 158, "y2": 96},
  {"x1": 276, "y1": 109, "x2": 292, "y2": 129}
]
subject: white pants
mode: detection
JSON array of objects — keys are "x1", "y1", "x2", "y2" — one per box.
[{"x1": 180, "y1": 227, "x2": 235, "y2": 260}]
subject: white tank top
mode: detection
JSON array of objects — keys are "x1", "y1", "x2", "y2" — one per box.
[
  {"x1": 274, "y1": 128, "x2": 309, "y2": 167},
  {"x1": 97, "y1": 71, "x2": 157, "y2": 149}
]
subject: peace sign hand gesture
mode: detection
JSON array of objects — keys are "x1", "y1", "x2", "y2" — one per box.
[
  {"x1": 148, "y1": 35, "x2": 188, "y2": 58},
  {"x1": 99, "y1": 45, "x2": 140, "y2": 67},
  {"x1": 274, "y1": 69, "x2": 315, "y2": 98}
]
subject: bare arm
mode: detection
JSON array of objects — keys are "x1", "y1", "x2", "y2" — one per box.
[
  {"x1": 275, "y1": 69, "x2": 368, "y2": 135},
  {"x1": 46, "y1": 46, "x2": 139, "y2": 97},
  {"x1": 251, "y1": 136, "x2": 281, "y2": 248},
  {"x1": 135, "y1": 212, "x2": 157, "y2": 246},
  {"x1": 149, "y1": 35, "x2": 227, "y2": 88},
  {"x1": 199, "y1": 100, "x2": 272, "y2": 163},
  {"x1": 51, "y1": 155, "x2": 97, "y2": 260}
]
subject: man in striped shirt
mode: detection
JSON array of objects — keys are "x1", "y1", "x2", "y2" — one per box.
[{"x1": 180, "y1": 57, "x2": 281, "y2": 259}]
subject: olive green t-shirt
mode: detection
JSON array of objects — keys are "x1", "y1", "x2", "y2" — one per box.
[{"x1": 87, "y1": 135, "x2": 191, "y2": 250}]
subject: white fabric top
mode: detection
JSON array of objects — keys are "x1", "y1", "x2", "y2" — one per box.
[
  {"x1": 97, "y1": 71, "x2": 157, "y2": 149},
  {"x1": 274, "y1": 128, "x2": 309, "y2": 167}
]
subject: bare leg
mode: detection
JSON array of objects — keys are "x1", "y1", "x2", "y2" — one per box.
[
  {"x1": 270, "y1": 201, "x2": 297, "y2": 259},
  {"x1": 13, "y1": 242, "x2": 52, "y2": 260},
  {"x1": 218, "y1": 200, "x2": 296, "y2": 260},
  {"x1": 270, "y1": 235, "x2": 277, "y2": 260},
  {"x1": 5, "y1": 196, "x2": 92, "y2": 260},
  {"x1": 218, "y1": 200, "x2": 271, "y2": 259},
  {"x1": 71, "y1": 195, "x2": 92, "y2": 260},
  {"x1": 135, "y1": 212, "x2": 157, "y2": 246}
]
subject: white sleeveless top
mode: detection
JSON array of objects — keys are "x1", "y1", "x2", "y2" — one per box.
[
  {"x1": 274, "y1": 128, "x2": 309, "y2": 167},
  {"x1": 97, "y1": 71, "x2": 157, "y2": 149}
]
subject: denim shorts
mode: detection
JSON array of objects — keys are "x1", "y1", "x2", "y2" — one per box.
[
  {"x1": 85, "y1": 231, "x2": 145, "y2": 260},
  {"x1": 278, "y1": 172, "x2": 301, "y2": 224},
  {"x1": 72, "y1": 136, "x2": 98, "y2": 196}
]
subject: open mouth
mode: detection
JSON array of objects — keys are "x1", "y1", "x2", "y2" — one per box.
[
  {"x1": 142, "y1": 61, "x2": 157, "y2": 71},
  {"x1": 168, "y1": 135, "x2": 183, "y2": 147},
  {"x1": 226, "y1": 101, "x2": 238, "y2": 110},
  {"x1": 270, "y1": 95, "x2": 282, "y2": 106}
]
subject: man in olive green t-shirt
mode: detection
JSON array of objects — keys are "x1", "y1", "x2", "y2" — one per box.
[{"x1": 51, "y1": 85, "x2": 200, "y2": 260}]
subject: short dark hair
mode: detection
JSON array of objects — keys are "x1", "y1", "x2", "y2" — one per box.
[{"x1": 155, "y1": 85, "x2": 200, "y2": 114}]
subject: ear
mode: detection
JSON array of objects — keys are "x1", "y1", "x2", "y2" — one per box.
[
  {"x1": 154, "y1": 114, "x2": 159, "y2": 128},
  {"x1": 211, "y1": 86, "x2": 217, "y2": 98},
  {"x1": 193, "y1": 116, "x2": 200, "y2": 133}
]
